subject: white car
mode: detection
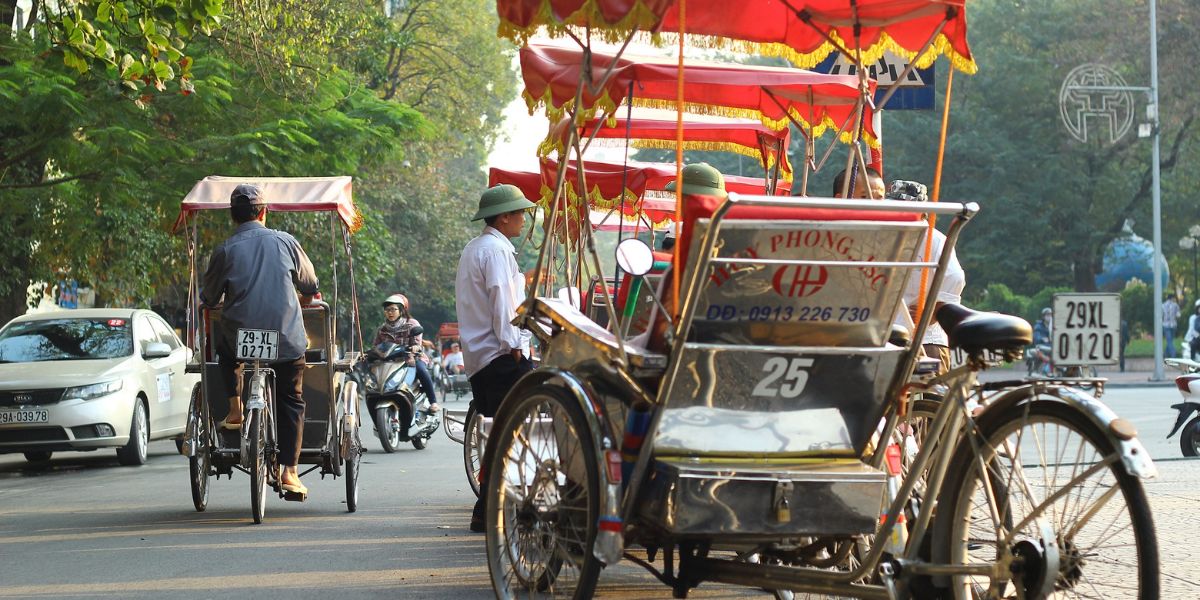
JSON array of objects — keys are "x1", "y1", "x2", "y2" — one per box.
[{"x1": 0, "y1": 308, "x2": 199, "y2": 465}]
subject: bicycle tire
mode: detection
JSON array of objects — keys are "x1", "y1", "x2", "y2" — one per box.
[
  {"x1": 463, "y1": 405, "x2": 483, "y2": 498},
  {"x1": 485, "y1": 384, "x2": 602, "y2": 600},
  {"x1": 934, "y1": 399, "x2": 1158, "y2": 599},
  {"x1": 187, "y1": 385, "x2": 210, "y2": 512},
  {"x1": 249, "y1": 405, "x2": 267, "y2": 524}
]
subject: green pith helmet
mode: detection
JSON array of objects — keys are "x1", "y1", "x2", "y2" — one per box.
[
  {"x1": 664, "y1": 163, "x2": 727, "y2": 198},
  {"x1": 472, "y1": 184, "x2": 537, "y2": 221}
]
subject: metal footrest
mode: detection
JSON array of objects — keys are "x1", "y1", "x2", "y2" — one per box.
[{"x1": 638, "y1": 458, "x2": 886, "y2": 539}]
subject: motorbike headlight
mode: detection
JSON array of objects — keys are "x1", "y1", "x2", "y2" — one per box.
[{"x1": 65, "y1": 379, "x2": 124, "y2": 401}]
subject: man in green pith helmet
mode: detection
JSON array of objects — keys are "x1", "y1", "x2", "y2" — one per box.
[{"x1": 455, "y1": 183, "x2": 538, "y2": 532}]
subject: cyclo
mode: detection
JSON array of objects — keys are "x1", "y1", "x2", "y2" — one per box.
[
  {"x1": 176, "y1": 176, "x2": 365, "y2": 523},
  {"x1": 485, "y1": 192, "x2": 1160, "y2": 599}
]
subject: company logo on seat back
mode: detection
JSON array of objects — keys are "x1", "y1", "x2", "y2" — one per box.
[
  {"x1": 710, "y1": 228, "x2": 889, "y2": 295},
  {"x1": 771, "y1": 265, "x2": 829, "y2": 298}
]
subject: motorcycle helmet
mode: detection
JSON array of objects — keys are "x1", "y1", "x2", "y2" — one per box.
[
  {"x1": 382, "y1": 293, "x2": 409, "y2": 311},
  {"x1": 1041, "y1": 307, "x2": 1052, "y2": 317}
]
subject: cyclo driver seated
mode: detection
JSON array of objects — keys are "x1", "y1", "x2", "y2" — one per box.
[{"x1": 200, "y1": 184, "x2": 319, "y2": 497}]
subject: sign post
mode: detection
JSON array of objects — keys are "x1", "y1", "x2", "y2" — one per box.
[{"x1": 1052, "y1": 293, "x2": 1122, "y2": 368}]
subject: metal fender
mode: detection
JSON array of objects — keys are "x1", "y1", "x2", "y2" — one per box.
[
  {"x1": 983, "y1": 383, "x2": 1157, "y2": 479},
  {"x1": 1167, "y1": 401, "x2": 1200, "y2": 439},
  {"x1": 506, "y1": 367, "x2": 625, "y2": 565}
]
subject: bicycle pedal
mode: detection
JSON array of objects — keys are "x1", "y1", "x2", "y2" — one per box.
[{"x1": 282, "y1": 490, "x2": 308, "y2": 502}]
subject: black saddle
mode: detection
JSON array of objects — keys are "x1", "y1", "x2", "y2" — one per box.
[{"x1": 935, "y1": 303, "x2": 1031, "y2": 355}]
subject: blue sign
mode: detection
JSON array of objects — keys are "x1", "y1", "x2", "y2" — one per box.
[{"x1": 812, "y1": 51, "x2": 935, "y2": 111}]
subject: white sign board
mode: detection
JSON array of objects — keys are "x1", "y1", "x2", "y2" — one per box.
[{"x1": 1052, "y1": 293, "x2": 1121, "y2": 366}]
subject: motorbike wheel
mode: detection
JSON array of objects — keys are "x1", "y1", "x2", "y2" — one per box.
[
  {"x1": 187, "y1": 385, "x2": 211, "y2": 512},
  {"x1": 249, "y1": 406, "x2": 267, "y2": 524},
  {"x1": 463, "y1": 405, "x2": 484, "y2": 498},
  {"x1": 485, "y1": 384, "x2": 602, "y2": 599},
  {"x1": 412, "y1": 434, "x2": 427, "y2": 450},
  {"x1": 374, "y1": 405, "x2": 401, "y2": 453},
  {"x1": 1180, "y1": 415, "x2": 1200, "y2": 457},
  {"x1": 935, "y1": 400, "x2": 1158, "y2": 598}
]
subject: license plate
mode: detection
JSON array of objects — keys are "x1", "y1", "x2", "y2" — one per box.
[
  {"x1": 236, "y1": 329, "x2": 279, "y2": 361},
  {"x1": 0, "y1": 409, "x2": 49, "y2": 424}
]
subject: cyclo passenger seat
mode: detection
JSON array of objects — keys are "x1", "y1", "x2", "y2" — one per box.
[{"x1": 638, "y1": 192, "x2": 959, "y2": 540}]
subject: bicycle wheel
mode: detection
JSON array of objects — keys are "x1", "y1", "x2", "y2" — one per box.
[
  {"x1": 935, "y1": 400, "x2": 1158, "y2": 599},
  {"x1": 187, "y1": 385, "x2": 211, "y2": 512},
  {"x1": 249, "y1": 405, "x2": 267, "y2": 524},
  {"x1": 485, "y1": 385, "x2": 602, "y2": 600},
  {"x1": 464, "y1": 405, "x2": 484, "y2": 498}
]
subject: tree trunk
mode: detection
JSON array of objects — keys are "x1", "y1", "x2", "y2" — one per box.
[{"x1": 0, "y1": 0, "x2": 16, "y2": 33}]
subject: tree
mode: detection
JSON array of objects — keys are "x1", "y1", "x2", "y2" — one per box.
[{"x1": 881, "y1": 0, "x2": 1200, "y2": 298}]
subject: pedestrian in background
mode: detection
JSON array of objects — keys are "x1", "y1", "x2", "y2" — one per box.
[{"x1": 1162, "y1": 294, "x2": 1180, "y2": 358}]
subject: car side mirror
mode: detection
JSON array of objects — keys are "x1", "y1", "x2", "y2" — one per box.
[
  {"x1": 143, "y1": 342, "x2": 172, "y2": 359},
  {"x1": 615, "y1": 238, "x2": 654, "y2": 277}
]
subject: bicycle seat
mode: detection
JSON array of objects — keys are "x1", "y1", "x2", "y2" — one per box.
[{"x1": 936, "y1": 303, "x2": 1032, "y2": 354}]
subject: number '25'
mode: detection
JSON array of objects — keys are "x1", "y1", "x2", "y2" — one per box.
[{"x1": 752, "y1": 357, "x2": 814, "y2": 398}]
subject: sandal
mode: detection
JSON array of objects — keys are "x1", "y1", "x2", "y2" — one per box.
[{"x1": 217, "y1": 418, "x2": 243, "y2": 430}]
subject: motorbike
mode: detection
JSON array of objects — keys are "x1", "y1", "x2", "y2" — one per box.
[
  {"x1": 1025, "y1": 343, "x2": 1054, "y2": 376},
  {"x1": 1165, "y1": 357, "x2": 1200, "y2": 457},
  {"x1": 355, "y1": 329, "x2": 441, "y2": 453}
]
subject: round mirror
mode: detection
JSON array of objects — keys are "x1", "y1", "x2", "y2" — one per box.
[{"x1": 615, "y1": 238, "x2": 655, "y2": 277}]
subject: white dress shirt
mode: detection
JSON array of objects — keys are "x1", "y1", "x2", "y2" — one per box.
[
  {"x1": 455, "y1": 226, "x2": 531, "y2": 376},
  {"x1": 896, "y1": 227, "x2": 965, "y2": 346}
]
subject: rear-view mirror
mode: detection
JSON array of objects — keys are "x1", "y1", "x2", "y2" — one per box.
[{"x1": 615, "y1": 239, "x2": 654, "y2": 277}]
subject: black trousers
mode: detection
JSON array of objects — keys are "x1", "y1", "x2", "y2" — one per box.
[
  {"x1": 469, "y1": 353, "x2": 534, "y2": 418},
  {"x1": 471, "y1": 353, "x2": 534, "y2": 521},
  {"x1": 218, "y1": 354, "x2": 306, "y2": 467}
]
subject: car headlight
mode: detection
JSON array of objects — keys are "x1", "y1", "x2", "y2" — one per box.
[{"x1": 64, "y1": 379, "x2": 124, "y2": 401}]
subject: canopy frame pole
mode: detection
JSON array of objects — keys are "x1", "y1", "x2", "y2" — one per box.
[
  {"x1": 801, "y1": 135, "x2": 814, "y2": 196},
  {"x1": 569, "y1": 116, "x2": 629, "y2": 366},
  {"x1": 915, "y1": 66, "x2": 956, "y2": 320},
  {"x1": 874, "y1": 19, "x2": 948, "y2": 110}
]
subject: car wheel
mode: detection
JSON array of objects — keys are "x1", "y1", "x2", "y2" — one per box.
[
  {"x1": 116, "y1": 400, "x2": 149, "y2": 466},
  {"x1": 23, "y1": 451, "x2": 52, "y2": 463}
]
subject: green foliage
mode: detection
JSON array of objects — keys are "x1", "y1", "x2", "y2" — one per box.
[
  {"x1": 973, "y1": 283, "x2": 1029, "y2": 319},
  {"x1": 882, "y1": 0, "x2": 1200, "y2": 297},
  {"x1": 0, "y1": 0, "x2": 514, "y2": 333},
  {"x1": 1121, "y1": 279, "x2": 1154, "y2": 337}
]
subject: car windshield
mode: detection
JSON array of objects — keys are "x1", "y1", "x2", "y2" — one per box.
[{"x1": 0, "y1": 318, "x2": 134, "y2": 362}]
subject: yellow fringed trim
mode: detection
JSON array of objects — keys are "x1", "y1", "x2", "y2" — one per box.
[
  {"x1": 535, "y1": 180, "x2": 673, "y2": 229},
  {"x1": 628, "y1": 139, "x2": 795, "y2": 183},
  {"x1": 649, "y1": 29, "x2": 977, "y2": 75},
  {"x1": 497, "y1": 0, "x2": 667, "y2": 46}
]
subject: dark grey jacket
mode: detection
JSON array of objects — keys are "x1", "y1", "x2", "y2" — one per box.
[{"x1": 200, "y1": 221, "x2": 319, "y2": 361}]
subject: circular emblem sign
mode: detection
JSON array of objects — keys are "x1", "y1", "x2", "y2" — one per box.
[{"x1": 1059, "y1": 64, "x2": 1134, "y2": 145}]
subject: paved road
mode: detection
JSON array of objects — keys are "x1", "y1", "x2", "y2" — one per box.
[{"x1": 0, "y1": 388, "x2": 1196, "y2": 599}]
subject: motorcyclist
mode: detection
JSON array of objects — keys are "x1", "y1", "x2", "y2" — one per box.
[
  {"x1": 1030, "y1": 307, "x2": 1053, "y2": 375},
  {"x1": 1187, "y1": 300, "x2": 1200, "y2": 360},
  {"x1": 374, "y1": 294, "x2": 440, "y2": 413}
]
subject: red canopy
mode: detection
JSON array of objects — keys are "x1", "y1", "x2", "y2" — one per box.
[
  {"x1": 656, "y1": 0, "x2": 975, "y2": 74},
  {"x1": 546, "y1": 111, "x2": 793, "y2": 180},
  {"x1": 497, "y1": 0, "x2": 974, "y2": 74},
  {"x1": 173, "y1": 176, "x2": 358, "y2": 233},
  {"x1": 521, "y1": 43, "x2": 875, "y2": 145},
  {"x1": 488, "y1": 159, "x2": 788, "y2": 227}
]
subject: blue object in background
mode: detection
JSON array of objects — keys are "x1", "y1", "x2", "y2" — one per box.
[{"x1": 1095, "y1": 221, "x2": 1169, "y2": 291}]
